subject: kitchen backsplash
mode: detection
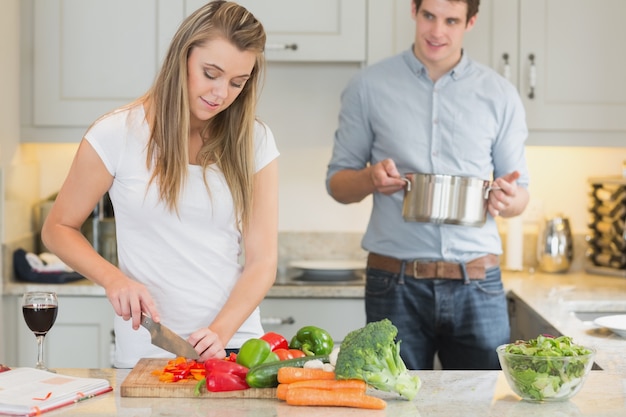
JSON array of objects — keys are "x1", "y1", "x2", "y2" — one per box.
[
  {"x1": 3, "y1": 230, "x2": 588, "y2": 288},
  {"x1": 277, "y1": 230, "x2": 588, "y2": 274}
]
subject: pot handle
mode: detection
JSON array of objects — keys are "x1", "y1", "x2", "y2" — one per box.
[
  {"x1": 402, "y1": 177, "x2": 412, "y2": 192},
  {"x1": 484, "y1": 185, "x2": 501, "y2": 199}
]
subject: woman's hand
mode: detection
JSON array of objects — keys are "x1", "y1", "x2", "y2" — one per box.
[
  {"x1": 105, "y1": 275, "x2": 159, "y2": 330},
  {"x1": 188, "y1": 328, "x2": 227, "y2": 361}
]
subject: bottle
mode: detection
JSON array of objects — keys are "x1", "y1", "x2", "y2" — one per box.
[{"x1": 505, "y1": 216, "x2": 524, "y2": 271}]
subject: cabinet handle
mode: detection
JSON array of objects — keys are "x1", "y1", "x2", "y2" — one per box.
[
  {"x1": 261, "y1": 316, "x2": 295, "y2": 325},
  {"x1": 265, "y1": 43, "x2": 298, "y2": 51},
  {"x1": 528, "y1": 54, "x2": 536, "y2": 99},
  {"x1": 501, "y1": 53, "x2": 511, "y2": 81}
]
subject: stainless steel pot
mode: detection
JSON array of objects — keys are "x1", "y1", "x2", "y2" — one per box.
[{"x1": 402, "y1": 173, "x2": 495, "y2": 227}]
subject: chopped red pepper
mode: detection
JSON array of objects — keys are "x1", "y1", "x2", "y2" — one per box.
[{"x1": 152, "y1": 357, "x2": 205, "y2": 383}]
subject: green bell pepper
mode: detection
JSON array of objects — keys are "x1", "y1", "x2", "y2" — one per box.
[
  {"x1": 236, "y1": 338, "x2": 272, "y2": 368},
  {"x1": 263, "y1": 352, "x2": 279, "y2": 364},
  {"x1": 289, "y1": 326, "x2": 334, "y2": 356}
]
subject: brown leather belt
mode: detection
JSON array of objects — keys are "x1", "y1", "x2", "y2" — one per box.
[{"x1": 367, "y1": 253, "x2": 500, "y2": 280}]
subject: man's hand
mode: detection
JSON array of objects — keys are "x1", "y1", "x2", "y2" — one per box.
[
  {"x1": 370, "y1": 159, "x2": 407, "y2": 195},
  {"x1": 488, "y1": 171, "x2": 528, "y2": 218}
]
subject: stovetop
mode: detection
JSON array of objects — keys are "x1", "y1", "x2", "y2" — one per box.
[{"x1": 274, "y1": 269, "x2": 365, "y2": 286}]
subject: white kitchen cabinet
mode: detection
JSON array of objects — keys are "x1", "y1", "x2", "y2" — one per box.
[
  {"x1": 186, "y1": 0, "x2": 366, "y2": 62},
  {"x1": 260, "y1": 298, "x2": 365, "y2": 344},
  {"x1": 7, "y1": 295, "x2": 115, "y2": 369},
  {"x1": 511, "y1": 0, "x2": 626, "y2": 132},
  {"x1": 28, "y1": 0, "x2": 182, "y2": 128},
  {"x1": 368, "y1": 0, "x2": 626, "y2": 139},
  {"x1": 23, "y1": 0, "x2": 365, "y2": 134}
]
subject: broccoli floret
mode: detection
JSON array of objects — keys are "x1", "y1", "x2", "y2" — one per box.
[{"x1": 334, "y1": 319, "x2": 421, "y2": 400}]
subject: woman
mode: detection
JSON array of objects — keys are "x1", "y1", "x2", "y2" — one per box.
[{"x1": 42, "y1": 1, "x2": 279, "y2": 368}]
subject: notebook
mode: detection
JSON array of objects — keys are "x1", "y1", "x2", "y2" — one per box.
[{"x1": 0, "y1": 368, "x2": 112, "y2": 416}]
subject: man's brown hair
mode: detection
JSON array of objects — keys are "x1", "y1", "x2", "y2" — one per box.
[{"x1": 413, "y1": 0, "x2": 480, "y2": 24}]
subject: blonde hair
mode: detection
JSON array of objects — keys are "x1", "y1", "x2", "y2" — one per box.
[{"x1": 144, "y1": 0, "x2": 266, "y2": 229}]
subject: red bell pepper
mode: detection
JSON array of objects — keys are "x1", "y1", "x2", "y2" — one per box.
[
  {"x1": 206, "y1": 371, "x2": 249, "y2": 392},
  {"x1": 204, "y1": 358, "x2": 248, "y2": 379},
  {"x1": 194, "y1": 358, "x2": 251, "y2": 395},
  {"x1": 260, "y1": 332, "x2": 289, "y2": 351}
]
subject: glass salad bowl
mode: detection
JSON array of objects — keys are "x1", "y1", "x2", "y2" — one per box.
[{"x1": 496, "y1": 335, "x2": 596, "y2": 402}]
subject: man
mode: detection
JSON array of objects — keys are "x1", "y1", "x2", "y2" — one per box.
[{"x1": 326, "y1": 0, "x2": 529, "y2": 370}]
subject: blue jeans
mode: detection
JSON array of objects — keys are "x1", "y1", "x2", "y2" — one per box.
[{"x1": 365, "y1": 263, "x2": 509, "y2": 370}]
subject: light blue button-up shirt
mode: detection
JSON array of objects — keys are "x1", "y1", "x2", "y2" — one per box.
[{"x1": 326, "y1": 48, "x2": 530, "y2": 262}]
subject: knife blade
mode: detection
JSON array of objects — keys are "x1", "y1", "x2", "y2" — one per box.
[{"x1": 140, "y1": 313, "x2": 200, "y2": 360}]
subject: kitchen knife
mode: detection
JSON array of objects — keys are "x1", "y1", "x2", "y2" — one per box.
[{"x1": 140, "y1": 313, "x2": 200, "y2": 360}]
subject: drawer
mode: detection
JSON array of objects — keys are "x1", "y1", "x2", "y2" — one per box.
[{"x1": 259, "y1": 298, "x2": 365, "y2": 344}]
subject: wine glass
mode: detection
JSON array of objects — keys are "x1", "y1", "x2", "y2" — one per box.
[{"x1": 22, "y1": 291, "x2": 58, "y2": 372}]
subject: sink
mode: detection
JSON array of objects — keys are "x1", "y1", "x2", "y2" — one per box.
[
  {"x1": 562, "y1": 300, "x2": 626, "y2": 324},
  {"x1": 572, "y1": 311, "x2": 626, "y2": 322}
]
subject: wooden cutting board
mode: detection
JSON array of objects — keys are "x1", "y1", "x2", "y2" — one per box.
[{"x1": 120, "y1": 358, "x2": 277, "y2": 398}]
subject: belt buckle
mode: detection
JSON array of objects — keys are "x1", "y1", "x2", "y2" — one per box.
[
  {"x1": 411, "y1": 261, "x2": 421, "y2": 278},
  {"x1": 411, "y1": 260, "x2": 432, "y2": 279}
]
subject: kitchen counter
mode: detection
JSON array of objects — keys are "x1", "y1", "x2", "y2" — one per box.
[
  {"x1": 31, "y1": 367, "x2": 626, "y2": 416},
  {"x1": 4, "y1": 270, "x2": 626, "y2": 415},
  {"x1": 5, "y1": 270, "x2": 626, "y2": 371}
]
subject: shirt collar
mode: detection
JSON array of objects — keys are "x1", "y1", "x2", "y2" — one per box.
[{"x1": 402, "y1": 46, "x2": 471, "y2": 81}]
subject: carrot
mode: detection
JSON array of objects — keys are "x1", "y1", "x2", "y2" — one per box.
[
  {"x1": 277, "y1": 384, "x2": 290, "y2": 400},
  {"x1": 289, "y1": 379, "x2": 367, "y2": 391},
  {"x1": 277, "y1": 367, "x2": 336, "y2": 384},
  {"x1": 285, "y1": 387, "x2": 386, "y2": 410},
  {"x1": 276, "y1": 379, "x2": 366, "y2": 401}
]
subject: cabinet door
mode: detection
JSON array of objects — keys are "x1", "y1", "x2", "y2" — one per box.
[
  {"x1": 32, "y1": 0, "x2": 182, "y2": 127},
  {"x1": 16, "y1": 296, "x2": 115, "y2": 369},
  {"x1": 185, "y1": 0, "x2": 366, "y2": 62},
  {"x1": 260, "y1": 298, "x2": 365, "y2": 344},
  {"x1": 518, "y1": 0, "x2": 626, "y2": 131}
]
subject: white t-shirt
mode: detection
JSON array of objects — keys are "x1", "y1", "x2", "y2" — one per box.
[{"x1": 84, "y1": 104, "x2": 279, "y2": 368}]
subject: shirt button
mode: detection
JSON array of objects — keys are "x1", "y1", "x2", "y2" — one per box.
[{"x1": 433, "y1": 118, "x2": 438, "y2": 124}]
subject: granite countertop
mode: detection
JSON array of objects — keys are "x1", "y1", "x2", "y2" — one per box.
[{"x1": 32, "y1": 367, "x2": 626, "y2": 416}]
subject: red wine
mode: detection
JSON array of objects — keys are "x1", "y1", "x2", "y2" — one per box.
[{"x1": 23, "y1": 305, "x2": 58, "y2": 336}]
